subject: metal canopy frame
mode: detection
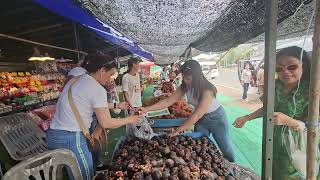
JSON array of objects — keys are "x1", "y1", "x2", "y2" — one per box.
[
  {"x1": 0, "y1": 0, "x2": 132, "y2": 63},
  {"x1": 262, "y1": 0, "x2": 277, "y2": 179}
]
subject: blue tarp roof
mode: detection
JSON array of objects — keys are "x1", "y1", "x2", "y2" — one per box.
[{"x1": 32, "y1": 0, "x2": 153, "y2": 60}]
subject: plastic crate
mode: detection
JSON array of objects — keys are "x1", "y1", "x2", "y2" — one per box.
[
  {"x1": 111, "y1": 132, "x2": 237, "y2": 178},
  {"x1": 148, "y1": 118, "x2": 223, "y2": 155},
  {"x1": 112, "y1": 131, "x2": 221, "y2": 161},
  {"x1": 148, "y1": 118, "x2": 186, "y2": 128},
  {"x1": 0, "y1": 113, "x2": 48, "y2": 161}
]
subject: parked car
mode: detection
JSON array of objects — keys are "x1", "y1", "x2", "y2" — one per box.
[{"x1": 200, "y1": 62, "x2": 219, "y2": 79}]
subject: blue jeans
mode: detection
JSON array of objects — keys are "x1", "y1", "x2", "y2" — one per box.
[
  {"x1": 242, "y1": 83, "x2": 250, "y2": 99},
  {"x1": 47, "y1": 129, "x2": 93, "y2": 180},
  {"x1": 195, "y1": 106, "x2": 235, "y2": 162}
]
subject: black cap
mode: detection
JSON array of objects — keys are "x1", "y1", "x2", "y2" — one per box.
[{"x1": 128, "y1": 57, "x2": 141, "y2": 68}]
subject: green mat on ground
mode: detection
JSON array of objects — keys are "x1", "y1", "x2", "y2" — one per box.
[{"x1": 217, "y1": 93, "x2": 262, "y2": 175}]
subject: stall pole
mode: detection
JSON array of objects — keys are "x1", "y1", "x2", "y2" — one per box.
[
  {"x1": 73, "y1": 23, "x2": 81, "y2": 62},
  {"x1": 307, "y1": 0, "x2": 320, "y2": 179},
  {"x1": 262, "y1": 0, "x2": 278, "y2": 179}
]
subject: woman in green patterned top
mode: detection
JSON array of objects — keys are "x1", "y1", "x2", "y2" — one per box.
[{"x1": 233, "y1": 46, "x2": 319, "y2": 179}]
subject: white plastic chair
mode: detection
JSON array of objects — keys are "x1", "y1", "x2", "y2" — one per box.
[{"x1": 2, "y1": 149, "x2": 83, "y2": 180}]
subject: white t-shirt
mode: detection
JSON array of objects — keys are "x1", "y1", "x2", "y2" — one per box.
[
  {"x1": 68, "y1": 67, "x2": 87, "y2": 77},
  {"x1": 122, "y1": 73, "x2": 142, "y2": 107},
  {"x1": 185, "y1": 88, "x2": 220, "y2": 114},
  {"x1": 50, "y1": 74, "x2": 108, "y2": 131},
  {"x1": 241, "y1": 69, "x2": 252, "y2": 84}
]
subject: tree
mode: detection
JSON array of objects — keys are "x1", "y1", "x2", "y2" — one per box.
[{"x1": 218, "y1": 45, "x2": 254, "y2": 67}]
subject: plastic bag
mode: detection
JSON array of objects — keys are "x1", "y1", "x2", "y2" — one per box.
[
  {"x1": 281, "y1": 122, "x2": 318, "y2": 178},
  {"x1": 126, "y1": 117, "x2": 156, "y2": 140},
  {"x1": 229, "y1": 163, "x2": 260, "y2": 180}
]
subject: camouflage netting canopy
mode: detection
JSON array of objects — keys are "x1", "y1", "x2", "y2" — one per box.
[{"x1": 77, "y1": 0, "x2": 314, "y2": 64}]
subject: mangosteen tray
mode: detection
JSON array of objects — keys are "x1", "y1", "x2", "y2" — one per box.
[
  {"x1": 148, "y1": 118, "x2": 223, "y2": 155},
  {"x1": 112, "y1": 132, "x2": 223, "y2": 163},
  {"x1": 147, "y1": 119, "x2": 260, "y2": 179},
  {"x1": 111, "y1": 132, "x2": 241, "y2": 179}
]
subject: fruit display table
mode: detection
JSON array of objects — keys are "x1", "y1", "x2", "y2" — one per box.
[{"x1": 108, "y1": 133, "x2": 233, "y2": 179}]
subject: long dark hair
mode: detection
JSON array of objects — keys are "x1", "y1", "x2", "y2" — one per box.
[
  {"x1": 83, "y1": 53, "x2": 116, "y2": 73},
  {"x1": 180, "y1": 60, "x2": 217, "y2": 101},
  {"x1": 276, "y1": 46, "x2": 311, "y2": 81}
]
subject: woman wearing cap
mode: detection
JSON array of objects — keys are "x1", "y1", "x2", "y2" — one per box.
[
  {"x1": 241, "y1": 63, "x2": 252, "y2": 102},
  {"x1": 234, "y1": 46, "x2": 319, "y2": 179},
  {"x1": 141, "y1": 60, "x2": 235, "y2": 162},
  {"x1": 47, "y1": 54, "x2": 141, "y2": 180}
]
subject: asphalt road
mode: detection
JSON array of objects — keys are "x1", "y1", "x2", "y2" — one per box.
[{"x1": 209, "y1": 68, "x2": 259, "y2": 95}]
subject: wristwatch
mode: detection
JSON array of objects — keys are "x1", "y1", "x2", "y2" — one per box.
[{"x1": 113, "y1": 103, "x2": 117, "y2": 109}]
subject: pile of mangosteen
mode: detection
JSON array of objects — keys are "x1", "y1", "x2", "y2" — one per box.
[{"x1": 107, "y1": 135, "x2": 235, "y2": 180}]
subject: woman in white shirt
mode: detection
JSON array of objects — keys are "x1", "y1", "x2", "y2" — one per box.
[
  {"x1": 47, "y1": 54, "x2": 140, "y2": 180},
  {"x1": 241, "y1": 63, "x2": 252, "y2": 101},
  {"x1": 141, "y1": 60, "x2": 235, "y2": 162}
]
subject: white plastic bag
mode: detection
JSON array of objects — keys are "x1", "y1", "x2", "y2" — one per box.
[
  {"x1": 281, "y1": 122, "x2": 317, "y2": 178},
  {"x1": 126, "y1": 117, "x2": 156, "y2": 140}
]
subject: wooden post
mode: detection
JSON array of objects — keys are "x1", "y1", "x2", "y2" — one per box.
[{"x1": 307, "y1": 0, "x2": 320, "y2": 179}]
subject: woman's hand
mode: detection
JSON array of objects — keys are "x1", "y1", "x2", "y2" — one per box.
[
  {"x1": 136, "y1": 107, "x2": 149, "y2": 115},
  {"x1": 168, "y1": 127, "x2": 181, "y2": 137},
  {"x1": 273, "y1": 112, "x2": 290, "y2": 125},
  {"x1": 233, "y1": 116, "x2": 249, "y2": 128},
  {"x1": 273, "y1": 112, "x2": 303, "y2": 130},
  {"x1": 91, "y1": 126, "x2": 105, "y2": 143},
  {"x1": 117, "y1": 102, "x2": 129, "y2": 110}
]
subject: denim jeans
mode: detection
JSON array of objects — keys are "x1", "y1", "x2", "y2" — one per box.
[
  {"x1": 47, "y1": 129, "x2": 93, "y2": 180},
  {"x1": 195, "y1": 106, "x2": 235, "y2": 162},
  {"x1": 242, "y1": 83, "x2": 250, "y2": 100}
]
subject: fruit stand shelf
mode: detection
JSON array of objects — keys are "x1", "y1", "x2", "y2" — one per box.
[{"x1": 0, "y1": 98, "x2": 58, "y2": 117}]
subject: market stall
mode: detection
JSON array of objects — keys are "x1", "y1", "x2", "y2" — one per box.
[
  {"x1": 91, "y1": 79, "x2": 259, "y2": 179},
  {"x1": 0, "y1": 61, "x2": 65, "y2": 121},
  {"x1": 107, "y1": 134, "x2": 234, "y2": 180},
  {"x1": 0, "y1": 0, "x2": 319, "y2": 179}
]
